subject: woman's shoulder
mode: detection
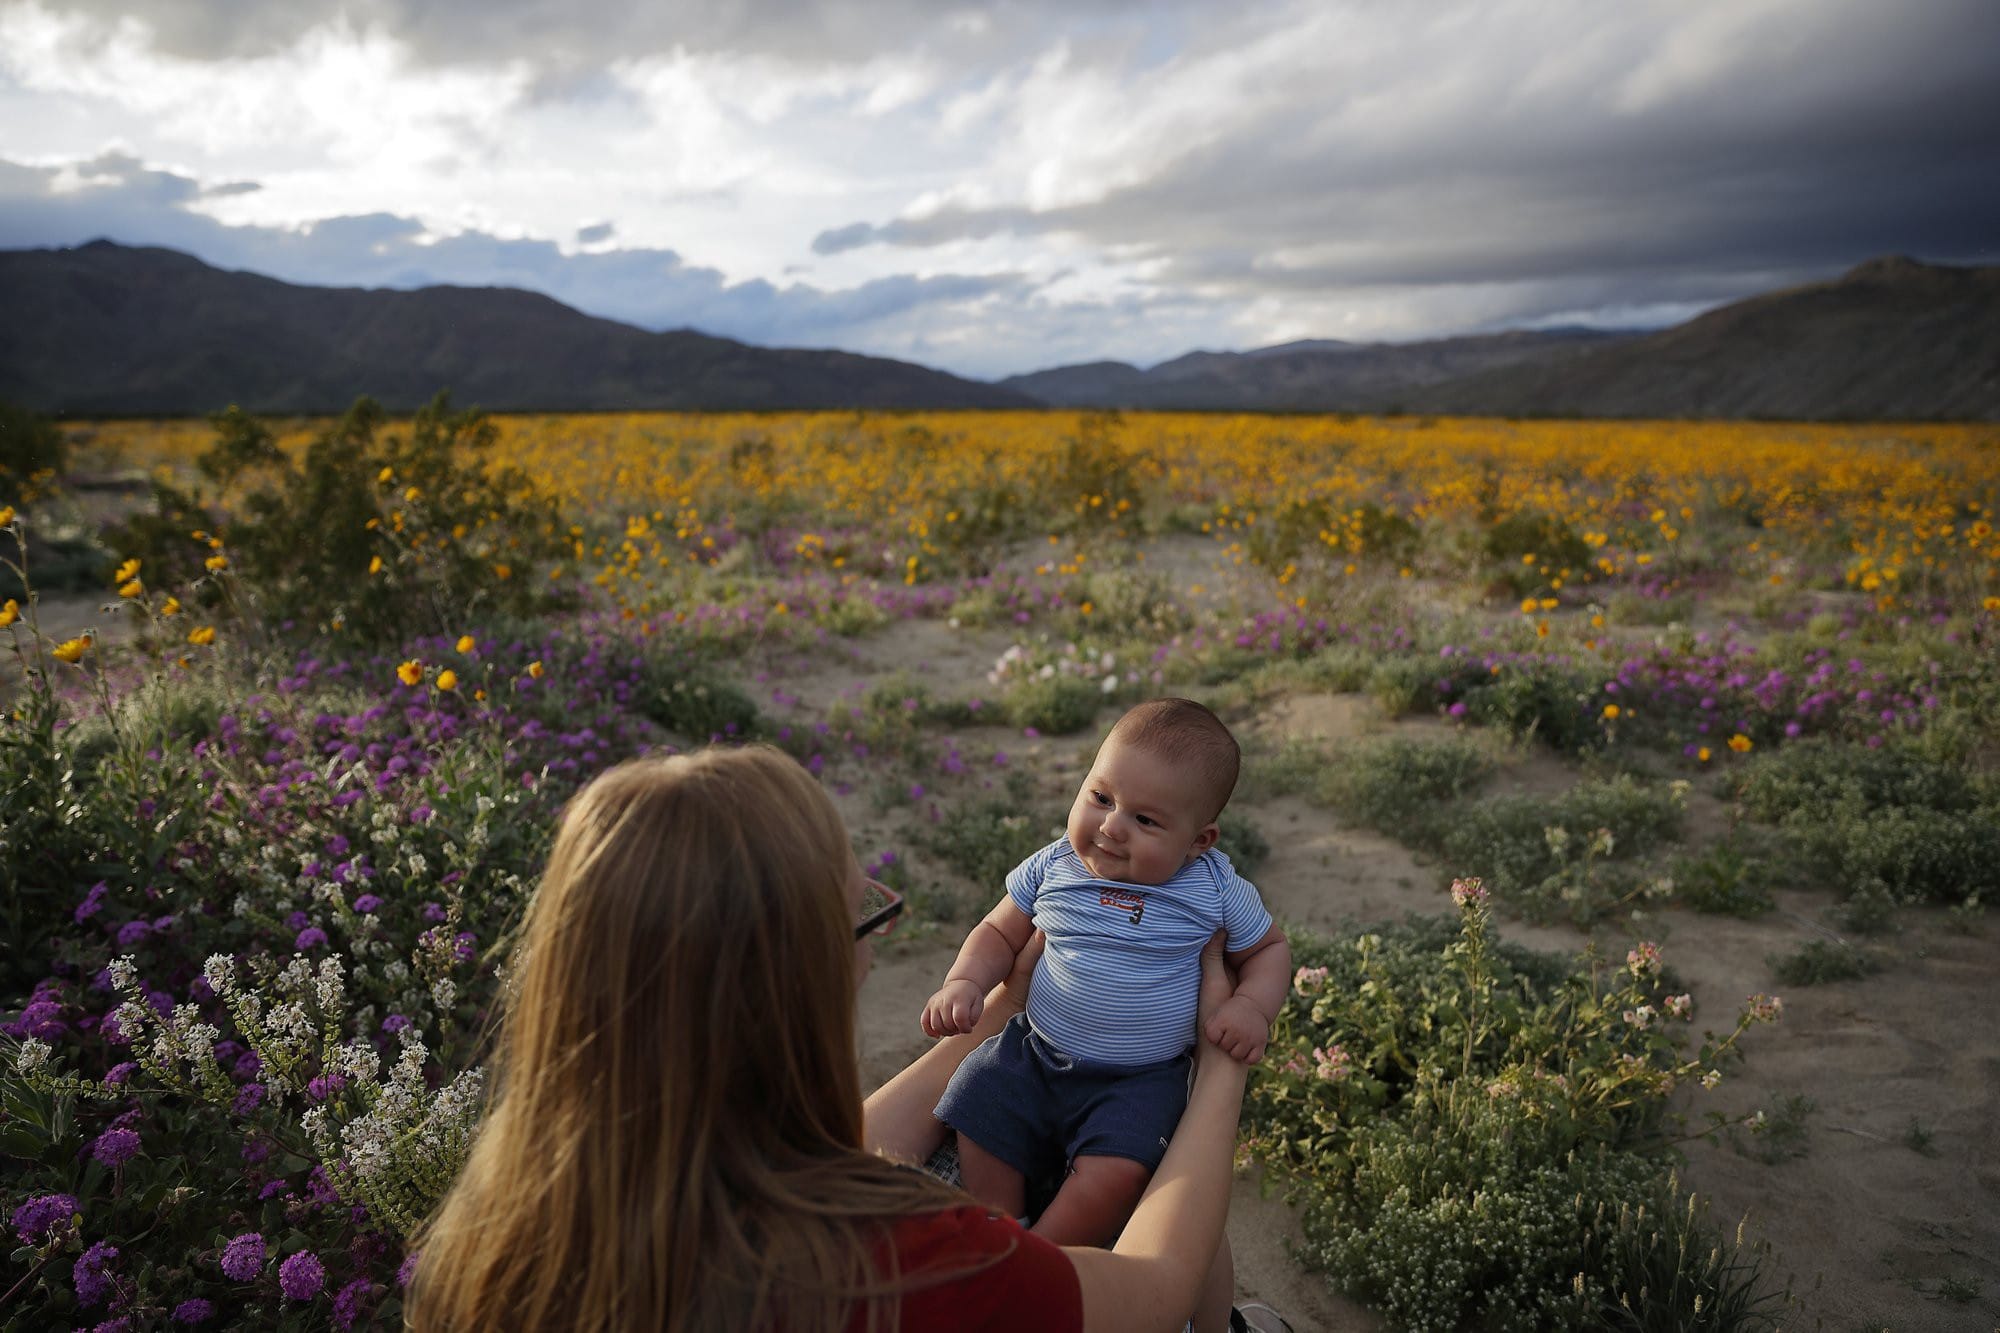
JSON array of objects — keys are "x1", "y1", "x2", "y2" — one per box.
[{"x1": 883, "y1": 1206, "x2": 1083, "y2": 1332}]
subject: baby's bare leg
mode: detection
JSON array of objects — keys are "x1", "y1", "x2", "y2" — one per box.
[
  {"x1": 1029, "y1": 1154, "x2": 1152, "y2": 1248},
  {"x1": 956, "y1": 1135, "x2": 1027, "y2": 1219}
]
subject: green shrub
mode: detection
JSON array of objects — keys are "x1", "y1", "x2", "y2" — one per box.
[
  {"x1": 1216, "y1": 813, "x2": 1270, "y2": 875},
  {"x1": 1670, "y1": 839, "x2": 1776, "y2": 917},
  {"x1": 1321, "y1": 735, "x2": 1493, "y2": 833},
  {"x1": 1002, "y1": 674, "x2": 1103, "y2": 734},
  {"x1": 1247, "y1": 900, "x2": 1783, "y2": 1331},
  {"x1": 1770, "y1": 938, "x2": 1881, "y2": 986},
  {"x1": 1733, "y1": 738, "x2": 1983, "y2": 822},
  {"x1": 633, "y1": 660, "x2": 761, "y2": 740},
  {"x1": 1237, "y1": 736, "x2": 1330, "y2": 802},
  {"x1": 0, "y1": 399, "x2": 66, "y2": 501},
  {"x1": 1460, "y1": 660, "x2": 1607, "y2": 755},
  {"x1": 917, "y1": 798, "x2": 1060, "y2": 891},
  {"x1": 1437, "y1": 776, "x2": 1685, "y2": 923},
  {"x1": 108, "y1": 393, "x2": 569, "y2": 642},
  {"x1": 1364, "y1": 655, "x2": 1439, "y2": 716}
]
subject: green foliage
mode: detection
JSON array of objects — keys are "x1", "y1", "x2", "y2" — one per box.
[
  {"x1": 1670, "y1": 839, "x2": 1776, "y2": 917},
  {"x1": 0, "y1": 399, "x2": 66, "y2": 501},
  {"x1": 1215, "y1": 813, "x2": 1269, "y2": 876},
  {"x1": 633, "y1": 657, "x2": 761, "y2": 741},
  {"x1": 916, "y1": 798, "x2": 1058, "y2": 891},
  {"x1": 1731, "y1": 739, "x2": 1999, "y2": 907},
  {"x1": 1001, "y1": 673, "x2": 1104, "y2": 734},
  {"x1": 1237, "y1": 736, "x2": 1329, "y2": 802},
  {"x1": 1459, "y1": 660, "x2": 1607, "y2": 755},
  {"x1": 1320, "y1": 735, "x2": 1493, "y2": 834},
  {"x1": 1482, "y1": 510, "x2": 1593, "y2": 587},
  {"x1": 1245, "y1": 904, "x2": 1782, "y2": 1332},
  {"x1": 109, "y1": 393, "x2": 570, "y2": 643},
  {"x1": 1436, "y1": 776, "x2": 1685, "y2": 923},
  {"x1": 1729, "y1": 1093, "x2": 1815, "y2": 1165},
  {"x1": 1769, "y1": 938, "x2": 1881, "y2": 986}
]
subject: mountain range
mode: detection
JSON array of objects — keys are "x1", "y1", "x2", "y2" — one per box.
[{"x1": 3, "y1": 242, "x2": 1995, "y2": 419}]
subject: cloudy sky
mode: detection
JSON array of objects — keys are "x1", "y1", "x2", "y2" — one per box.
[{"x1": 2, "y1": 0, "x2": 1996, "y2": 380}]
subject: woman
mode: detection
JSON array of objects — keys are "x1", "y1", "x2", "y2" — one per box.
[{"x1": 409, "y1": 745, "x2": 1250, "y2": 1332}]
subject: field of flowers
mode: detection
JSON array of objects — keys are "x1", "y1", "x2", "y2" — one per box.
[{"x1": 4, "y1": 405, "x2": 1997, "y2": 1329}]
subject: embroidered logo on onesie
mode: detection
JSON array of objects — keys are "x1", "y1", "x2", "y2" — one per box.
[{"x1": 1098, "y1": 886, "x2": 1147, "y2": 925}]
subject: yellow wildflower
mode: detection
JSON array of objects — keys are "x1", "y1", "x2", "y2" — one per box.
[
  {"x1": 456, "y1": 635, "x2": 476, "y2": 654},
  {"x1": 369, "y1": 555, "x2": 383, "y2": 575},
  {"x1": 0, "y1": 598, "x2": 17, "y2": 628},
  {"x1": 204, "y1": 554, "x2": 229, "y2": 572},
  {"x1": 0, "y1": 505, "x2": 14, "y2": 528},
  {"x1": 118, "y1": 580, "x2": 142, "y2": 598},
  {"x1": 436, "y1": 669, "x2": 459, "y2": 692},
  {"x1": 161, "y1": 596, "x2": 181, "y2": 616},
  {"x1": 1602, "y1": 704, "x2": 1620, "y2": 720},
  {"x1": 52, "y1": 635, "x2": 91, "y2": 663},
  {"x1": 404, "y1": 486, "x2": 421, "y2": 502},
  {"x1": 526, "y1": 660, "x2": 544, "y2": 679},
  {"x1": 1728, "y1": 734, "x2": 1753, "y2": 753},
  {"x1": 114, "y1": 557, "x2": 141, "y2": 584},
  {"x1": 1697, "y1": 747, "x2": 1712, "y2": 762},
  {"x1": 187, "y1": 625, "x2": 216, "y2": 646},
  {"x1": 396, "y1": 660, "x2": 423, "y2": 687},
  {"x1": 1984, "y1": 595, "x2": 2000, "y2": 613},
  {"x1": 378, "y1": 466, "x2": 394, "y2": 483}
]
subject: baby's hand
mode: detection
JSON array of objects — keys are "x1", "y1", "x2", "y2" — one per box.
[
  {"x1": 922, "y1": 979, "x2": 986, "y2": 1038},
  {"x1": 1203, "y1": 994, "x2": 1272, "y2": 1065}
]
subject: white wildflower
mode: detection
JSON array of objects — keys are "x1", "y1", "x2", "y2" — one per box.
[{"x1": 15, "y1": 1037, "x2": 51, "y2": 1074}]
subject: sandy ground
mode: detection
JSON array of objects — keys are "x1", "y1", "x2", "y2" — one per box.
[{"x1": 822, "y1": 636, "x2": 2000, "y2": 1330}]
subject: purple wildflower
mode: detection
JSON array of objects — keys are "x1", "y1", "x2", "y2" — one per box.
[
  {"x1": 396, "y1": 1251, "x2": 420, "y2": 1288},
  {"x1": 352, "y1": 893, "x2": 382, "y2": 914},
  {"x1": 74, "y1": 882, "x2": 109, "y2": 921},
  {"x1": 11, "y1": 1192, "x2": 78, "y2": 1244},
  {"x1": 231, "y1": 1082, "x2": 266, "y2": 1115},
  {"x1": 90, "y1": 1127, "x2": 142, "y2": 1167},
  {"x1": 279, "y1": 1250, "x2": 326, "y2": 1300},
  {"x1": 114, "y1": 919, "x2": 151, "y2": 949},
  {"x1": 74, "y1": 1240, "x2": 119, "y2": 1308},
  {"x1": 331, "y1": 1277, "x2": 373, "y2": 1330},
  {"x1": 220, "y1": 1231, "x2": 265, "y2": 1281},
  {"x1": 171, "y1": 1298, "x2": 216, "y2": 1324},
  {"x1": 295, "y1": 926, "x2": 329, "y2": 950}
]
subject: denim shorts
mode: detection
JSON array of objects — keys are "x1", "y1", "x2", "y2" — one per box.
[{"x1": 935, "y1": 1012, "x2": 1192, "y2": 1179}]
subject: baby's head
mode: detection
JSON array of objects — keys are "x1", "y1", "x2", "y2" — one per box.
[{"x1": 1067, "y1": 698, "x2": 1240, "y2": 886}]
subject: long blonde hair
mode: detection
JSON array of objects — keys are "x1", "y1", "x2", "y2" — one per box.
[{"x1": 410, "y1": 746, "x2": 968, "y2": 1332}]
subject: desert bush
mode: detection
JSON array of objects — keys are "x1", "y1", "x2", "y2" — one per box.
[
  {"x1": 916, "y1": 797, "x2": 1060, "y2": 891},
  {"x1": 0, "y1": 399, "x2": 66, "y2": 502},
  {"x1": 1244, "y1": 887, "x2": 1784, "y2": 1331},
  {"x1": 1436, "y1": 776, "x2": 1685, "y2": 923},
  {"x1": 109, "y1": 394, "x2": 569, "y2": 643},
  {"x1": 1669, "y1": 838, "x2": 1777, "y2": 917},
  {"x1": 1770, "y1": 938, "x2": 1881, "y2": 986},
  {"x1": 1458, "y1": 660, "x2": 1608, "y2": 755},
  {"x1": 1001, "y1": 674, "x2": 1104, "y2": 734},
  {"x1": 1237, "y1": 736, "x2": 1329, "y2": 802},
  {"x1": 1320, "y1": 734, "x2": 1493, "y2": 835},
  {"x1": 1731, "y1": 739, "x2": 2000, "y2": 906},
  {"x1": 633, "y1": 657, "x2": 761, "y2": 742},
  {"x1": 1215, "y1": 813, "x2": 1270, "y2": 876}
]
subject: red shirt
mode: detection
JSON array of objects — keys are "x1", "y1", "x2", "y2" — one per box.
[{"x1": 852, "y1": 1205, "x2": 1084, "y2": 1333}]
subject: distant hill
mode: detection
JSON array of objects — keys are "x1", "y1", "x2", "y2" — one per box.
[
  {"x1": 1002, "y1": 328, "x2": 1635, "y2": 411},
  {"x1": 0, "y1": 241, "x2": 1032, "y2": 415},
  {"x1": 1005, "y1": 258, "x2": 1999, "y2": 419},
  {"x1": 1422, "y1": 257, "x2": 2000, "y2": 420}
]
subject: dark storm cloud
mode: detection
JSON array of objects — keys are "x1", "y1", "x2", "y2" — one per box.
[
  {"x1": 812, "y1": 0, "x2": 2000, "y2": 331},
  {"x1": 39, "y1": 0, "x2": 1194, "y2": 68},
  {"x1": 0, "y1": 155, "x2": 1035, "y2": 350}
]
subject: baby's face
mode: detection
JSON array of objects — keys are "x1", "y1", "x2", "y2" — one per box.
[{"x1": 1066, "y1": 736, "x2": 1218, "y2": 886}]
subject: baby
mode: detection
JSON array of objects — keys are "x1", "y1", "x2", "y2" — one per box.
[{"x1": 922, "y1": 698, "x2": 1291, "y2": 1246}]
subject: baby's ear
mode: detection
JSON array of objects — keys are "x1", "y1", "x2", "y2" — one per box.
[{"x1": 1189, "y1": 822, "x2": 1221, "y2": 855}]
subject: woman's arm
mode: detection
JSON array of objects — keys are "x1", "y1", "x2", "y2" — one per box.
[
  {"x1": 864, "y1": 930, "x2": 1045, "y2": 1160},
  {"x1": 1064, "y1": 932, "x2": 1249, "y2": 1333}
]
